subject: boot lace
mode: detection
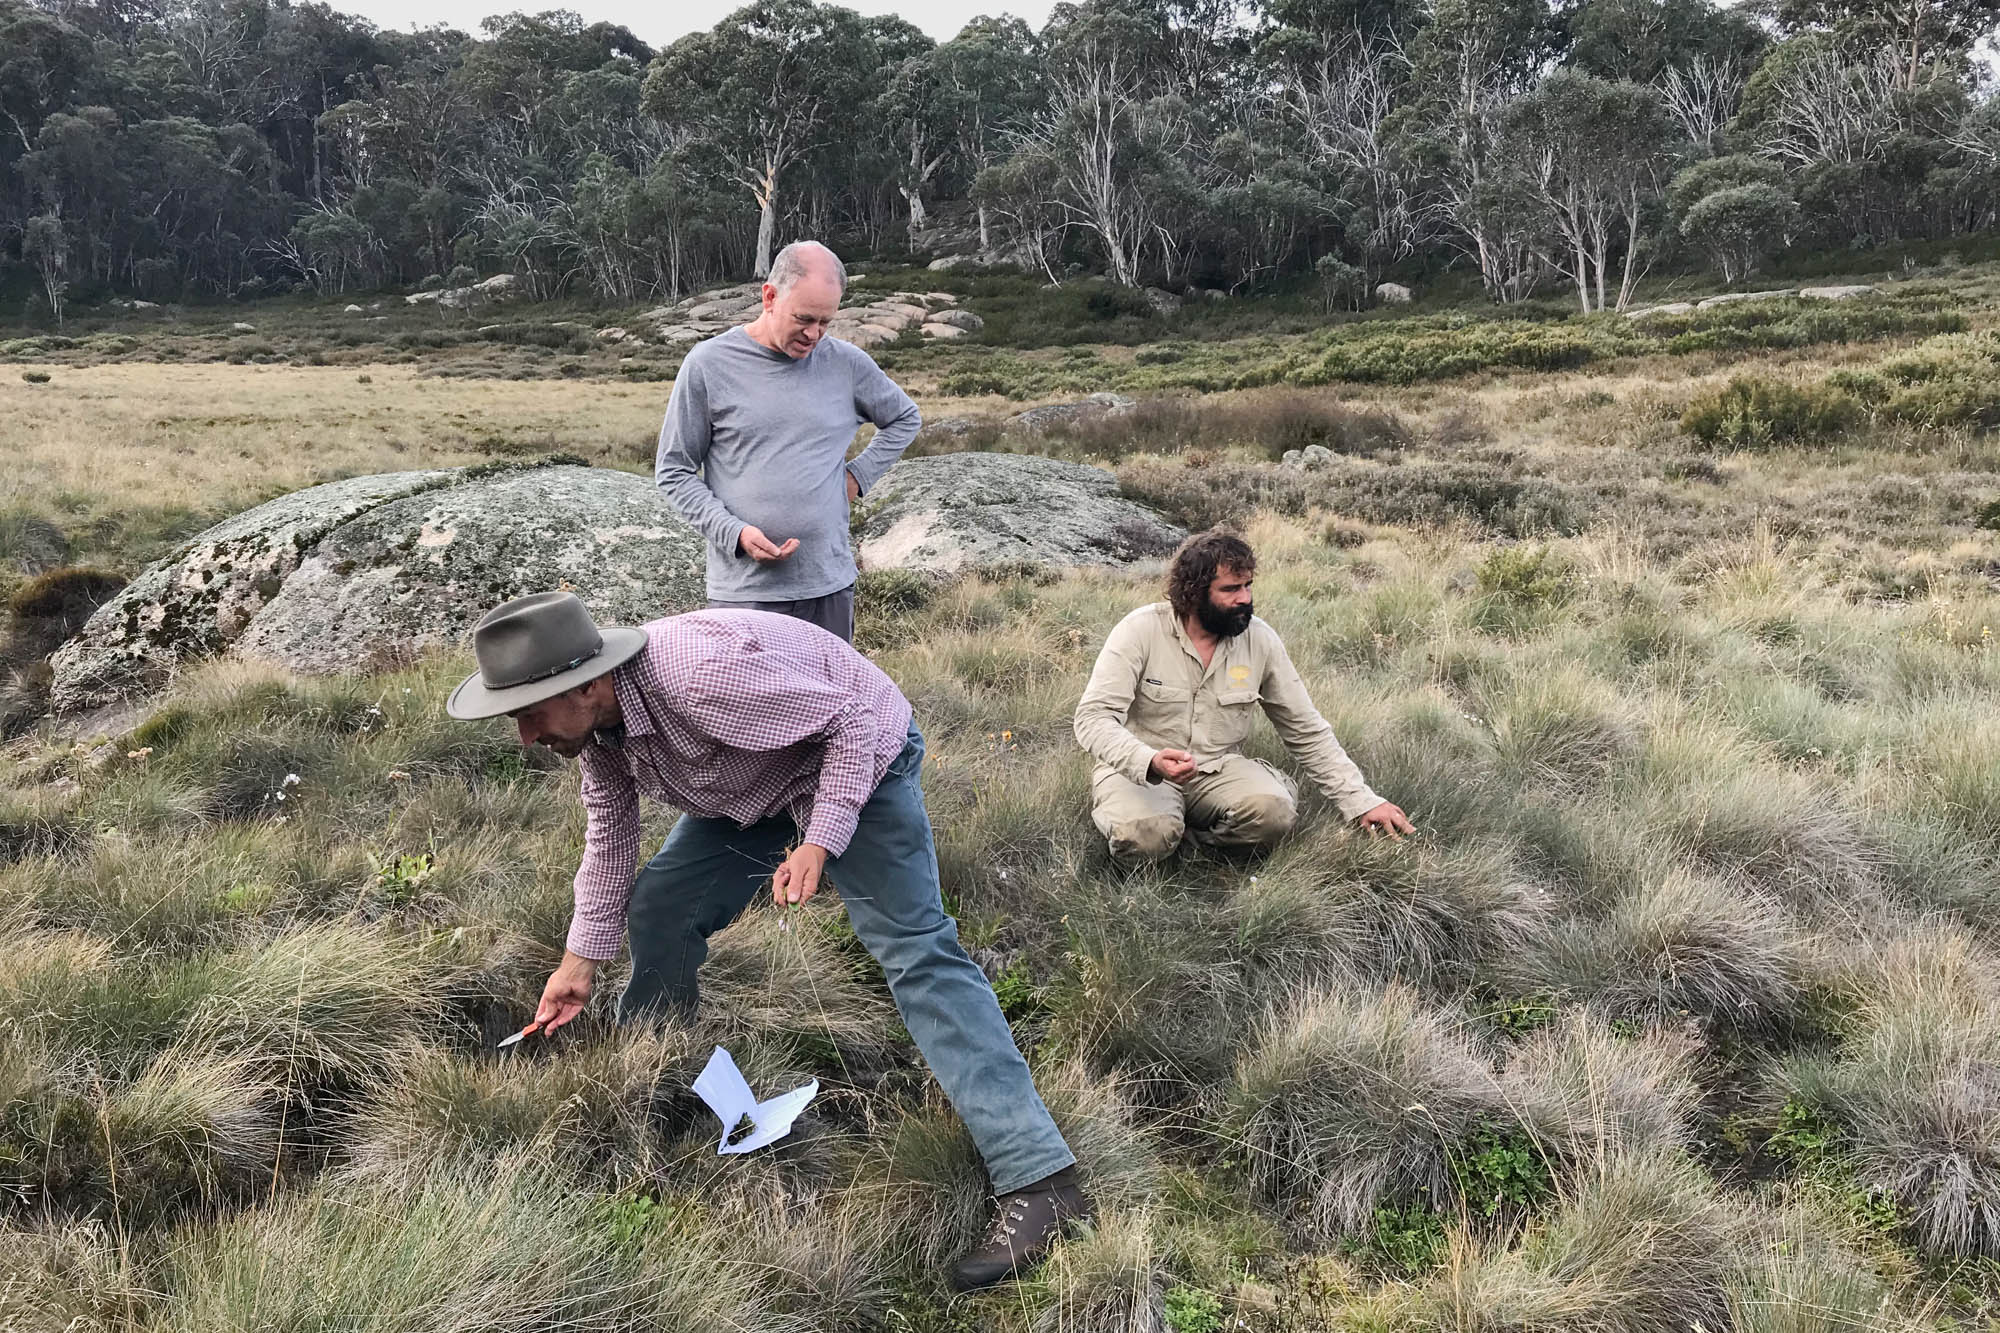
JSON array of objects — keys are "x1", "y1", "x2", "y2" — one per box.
[{"x1": 983, "y1": 1193, "x2": 1034, "y2": 1248}]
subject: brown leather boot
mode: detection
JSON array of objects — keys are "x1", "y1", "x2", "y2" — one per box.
[{"x1": 948, "y1": 1166, "x2": 1092, "y2": 1292}]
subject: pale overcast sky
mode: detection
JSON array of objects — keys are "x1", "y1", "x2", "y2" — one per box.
[{"x1": 337, "y1": 0, "x2": 1058, "y2": 45}]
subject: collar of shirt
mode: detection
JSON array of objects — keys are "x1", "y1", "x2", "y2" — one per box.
[{"x1": 610, "y1": 663, "x2": 659, "y2": 739}]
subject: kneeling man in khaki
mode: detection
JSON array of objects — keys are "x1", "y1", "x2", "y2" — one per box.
[{"x1": 1074, "y1": 529, "x2": 1415, "y2": 862}]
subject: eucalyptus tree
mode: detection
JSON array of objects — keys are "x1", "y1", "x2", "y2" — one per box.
[
  {"x1": 1669, "y1": 154, "x2": 1798, "y2": 281},
  {"x1": 1506, "y1": 69, "x2": 1680, "y2": 310},
  {"x1": 930, "y1": 16, "x2": 1042, "y2": 252},
  {"x1": 1391, "y1": 0, "x2": 1557, "y2": 301},
  {"x1": 644, "y1": 0, "x2": 878, "y2": 277}
]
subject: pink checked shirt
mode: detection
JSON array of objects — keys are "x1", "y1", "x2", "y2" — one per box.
[{"x1": 564, "y1": 610, "x2": 914, "y2": 960}]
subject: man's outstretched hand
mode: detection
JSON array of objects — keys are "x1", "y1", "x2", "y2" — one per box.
[
  {"x1": 1148, "y1": 748, "x2": 1197, "y2": 785},
  {"x1": 739, "y1": 525, "x2": 799, "y2": 564},
  {"x1": 773, "y1": 842, "x2": 829, "y2": 906},
  {"x1": 846, "y1": 471, "x2": 861, "y2": 502},
  {"x1": 1358, "y1": 800, "x2": 1417, "y2": 839},
  {"x1": 534, "y1": 950, "x2": 598, "y2": 1033}
]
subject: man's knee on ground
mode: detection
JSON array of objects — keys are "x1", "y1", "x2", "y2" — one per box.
[
  {"x1": 1106, "y1": 813, "x2": 1184, "y2": 863},
  {"x1": 1217, "y1": 790, "x2": 1297, "y2": 846}
]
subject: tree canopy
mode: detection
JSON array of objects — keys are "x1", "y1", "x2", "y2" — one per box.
[{"x1": 0, "y1": 0, "x2": 1995, "y2": 315}]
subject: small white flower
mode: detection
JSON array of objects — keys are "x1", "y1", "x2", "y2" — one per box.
[
  {"x1": 274, "y1": 792, "x2": 286, "y2": 802},
  {"x1": 282, "y1": 773, "x2": 301, "y2": 787}
]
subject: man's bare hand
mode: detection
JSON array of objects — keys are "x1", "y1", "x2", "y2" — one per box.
[
  {"x1": 1148, "y1": 748, "x2": 1197, "y2": 784},
  {"x1": 773, "y1": 842, "x2": 830, "y2": 906},
  {"x1": 845, "y1": 471, "x2": 861, "y2": 502},
  {"x1": 534, "y1": 950, "x2": 598, "y2": 1033},
  {"x1": 739, "y1": 525, "x2": 799, "y2": 564},
  {"x1": 1358, "y1": 800, "x2": 1417, "y2": 839}
]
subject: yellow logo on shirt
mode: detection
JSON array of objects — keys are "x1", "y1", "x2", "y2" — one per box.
[{"x1": 1229, "y1": 664, "x2": 1251, "y2": 685}]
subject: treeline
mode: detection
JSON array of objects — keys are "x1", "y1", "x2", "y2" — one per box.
[{"x1": 3, "y1": 0, "x2": 1999, "y2": 321}]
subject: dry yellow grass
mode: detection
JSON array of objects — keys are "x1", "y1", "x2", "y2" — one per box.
[{"x1": 0, "y1": 363, "x2": 668, "y2": 537}]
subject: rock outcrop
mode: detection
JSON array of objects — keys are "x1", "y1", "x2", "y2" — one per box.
[
  {"x1": 1008, "y1": 393, "x2": 1138, "y2": 433},
  {"x1": 641, "y1": 283, "x2": 982, "y2": 349},
  {"x1": 1696, "y1": 289, "x2": 1796, "y2": 308},
  {"x1": 1623, "y1": 301, "x2": 1696, "y2": 319},
  {"x1": 404, "y1": 273, "x2": 526, "y2": 309},
  {"x1": 50, "y1": 462, "x2": 706, "y2": 711},
  {"x1": 854, "y1": 453, "x2": 1184, "y2": 578},
  {"x1": 1375, "y1": 282, "x2": 1414, "y2": 305},
  {"x1": 1800, "y1": 285, "x2": 1875, "y2": 300}
]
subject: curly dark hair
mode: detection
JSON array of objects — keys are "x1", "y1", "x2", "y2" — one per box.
[{"x1": 1166, "y1": 528, "x2": 1256, "y2": 619}]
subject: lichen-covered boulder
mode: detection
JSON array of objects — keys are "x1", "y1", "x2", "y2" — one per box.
[
  {"x1": 50, "y1": 462, "x2": 706, "y2": 711},
  {"x1": 1008, "y1": 392, "x2": 1138, "y2": 433},
  {"x1": 854, "y1": 453, "x2": 1184, "y2": 578}
]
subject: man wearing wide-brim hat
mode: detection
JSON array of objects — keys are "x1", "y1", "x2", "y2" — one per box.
[{"x1": 447, "y1": 590, "x2": 1089, "y2": 1290}]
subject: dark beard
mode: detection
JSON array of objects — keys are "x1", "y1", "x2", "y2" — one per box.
[{"x1": 1197, "y1": 600, "x2": 1253, "y2": 638}]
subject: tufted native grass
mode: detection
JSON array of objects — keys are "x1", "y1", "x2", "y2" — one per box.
[{"x1": 9, "y1": 271, "x2": 2000, "y2": 1324}]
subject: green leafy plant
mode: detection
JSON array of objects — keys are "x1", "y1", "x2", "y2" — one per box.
[
  {"x1": 1163, "y1": 1284, "x2": 1224, "y2": 1333},
  {"x1": 992, "y1": 959, "x2": 1044, "y2": 1022},
  {"x1": 1352, "y1": 1204, "x2": 1448, "y2": 1273},
  {"x1": 1450, "y1": 1124, "x2": 1552, "y2": 1217},
  {"x1": 370, "y1": 852, "x2": 436, "y2": 906},
  {"x1": 1764, "y1": 1097, "x2": 1838, "y2": 1164}
]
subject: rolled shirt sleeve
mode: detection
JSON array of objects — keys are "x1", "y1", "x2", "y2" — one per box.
[
  {"x1": 843, "y1": 345, "x2": 921, "y2": 497},
  {"x1": 1256, "y1": 630, "x2": 1383, "y2": 820},
  {"x1": 567, "y1": 745, "x2": 643, "y2": 960},
  {"x1": 1073, "y1": 616, "x2": 1161, "y2": 786},
  {"x1": 654, "y1": 356, "x2": 749, "y2": 558}
]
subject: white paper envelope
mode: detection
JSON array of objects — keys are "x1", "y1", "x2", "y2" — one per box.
[{"x1": 692, "y1": 1045, "x2": 819, "y2": 1156}]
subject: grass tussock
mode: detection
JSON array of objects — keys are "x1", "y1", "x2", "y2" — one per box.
[
  {"x1": 10, "y1": 267, "x2": 2000, "y2": 1322},
  {"x1": 1423, "y1": 1151, "x2": 1738, "y2": 1333},
  {"x1": 1223, "y1": 984, "x2": 1509, "y2": 1243},
  {"x1": 1784, "y1": 930, "x2": 2000, "y2": 1259}
]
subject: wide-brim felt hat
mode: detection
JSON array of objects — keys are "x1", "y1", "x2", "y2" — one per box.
[{"x1": 446, "y1": 590, "x2": 648, "y2": 721}]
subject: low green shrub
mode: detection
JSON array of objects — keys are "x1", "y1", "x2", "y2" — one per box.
[
  {"x1": 1830, "y1": 330, "x2": 2000, "y2": 429},
  {"x1": 1118, "y1": 457, "x2": 1594, "y2": 537},
  {"x1": 1680, "y1": 376, "x2": 1863, "y2": 449},
  {"x1": 1475, "y1": 545, "x2": 1574, "y2": 607},
  {"x1": 21, "y1": 370, "x2": 51, "y2": 384},
  {"x1": 1294, "y1": 316, "x2": 1599, "y2": 386}
]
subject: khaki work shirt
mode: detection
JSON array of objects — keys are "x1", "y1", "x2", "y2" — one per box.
[{"x1": 1072, "y1": 602, "x2": 1382, "y2": 820}]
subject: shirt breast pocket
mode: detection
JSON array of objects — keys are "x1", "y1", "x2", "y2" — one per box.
[
  {"x1": 1131, "y1": 680, "x2": 1192, "y2": 736},
  {"x1": 1211, "y1": 688, "x2": 1262, "y2": 746}
]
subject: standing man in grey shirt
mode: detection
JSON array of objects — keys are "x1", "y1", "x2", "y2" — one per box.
[{"x1": 655, "y1": 240, "x2": 921, "y2": 642}]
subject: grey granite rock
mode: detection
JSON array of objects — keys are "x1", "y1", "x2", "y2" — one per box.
[
  {"x1": 1623, "y1": 301, "x2": 1696, "y2": 319},
  {"x1": 1800, "y1": 285, "x2": 1875, "y2": 300},
  {"x1": 1008, "y1": 392, "x2": 1138, "y2": 433},
  {"x1": 1696, "y1": 289, "x2": 1796, "y2": 308},
  {"x1": 49, "y1": 463, "x2": 705, "y2": 711},
  {"x1": 1375, "y1": 282, "x2": 1413, "y2": 304},
  {"x1": 854, "y1": 452, "x2": 1183, "y2": 578}
]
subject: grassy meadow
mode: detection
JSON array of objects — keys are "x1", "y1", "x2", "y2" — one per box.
[{"x1": 5, "y1": 260, "x2": 2000, "y2": 1331}]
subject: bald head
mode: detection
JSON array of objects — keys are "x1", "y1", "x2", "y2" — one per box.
[
  {"x1": 749, "y1": 240, "x2": 847, "y2": 359},
  {"x1": 767, "y1": 241, "x2": 847, "y2": 298}
]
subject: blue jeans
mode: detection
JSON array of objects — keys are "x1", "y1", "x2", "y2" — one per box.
[{"x1": 618, "y1": 724, "x2": 1075, "y2": 1195}]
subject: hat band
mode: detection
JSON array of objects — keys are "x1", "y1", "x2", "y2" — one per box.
[{"x1": 494, "y1": 642, "x2": 603, "y2": 689}]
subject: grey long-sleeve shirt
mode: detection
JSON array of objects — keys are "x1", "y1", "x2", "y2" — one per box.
[{"x1": 655, "y1": 326, "x2": 922, "y2": 601}]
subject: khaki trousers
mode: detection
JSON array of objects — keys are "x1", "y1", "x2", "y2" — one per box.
[{"x1": 1090, "y1": 754, "x2": 1300, "y2": 864}]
